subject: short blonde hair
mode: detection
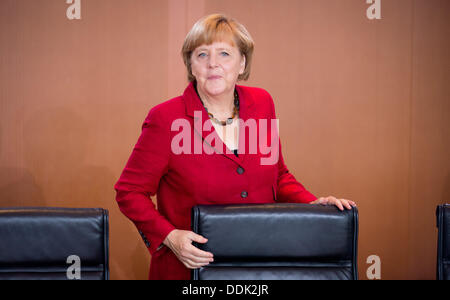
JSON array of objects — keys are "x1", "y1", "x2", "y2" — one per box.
[{"x1": 181, "y1": 14, "x2": 254, "y2": 82}]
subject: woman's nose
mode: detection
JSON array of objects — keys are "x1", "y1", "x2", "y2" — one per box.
[{"x1": 208, "y1": 54, "x2": 218, "y2": 68}]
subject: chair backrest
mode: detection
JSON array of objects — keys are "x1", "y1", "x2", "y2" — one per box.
[
  {"x1": 436, "y1": 204, "x2": 450, "y2": 280},
  {"x1": 0, "y1": 207, "x2": 109, "y2": 280},
  {"x1": 191, "y1": 203, "x2": 358, "y2": 280}
]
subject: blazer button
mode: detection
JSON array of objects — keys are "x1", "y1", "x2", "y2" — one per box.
[
  {"x1": 241, "y1": 190, "x2": 248, "y2": 198},
  {"x1": 237, "y1": 166, "x2": 244, "y2": 175}
]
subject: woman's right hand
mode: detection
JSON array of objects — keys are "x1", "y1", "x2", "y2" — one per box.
[{"x1": 163, "y1": 229, "x2": 214, "y2": 269}]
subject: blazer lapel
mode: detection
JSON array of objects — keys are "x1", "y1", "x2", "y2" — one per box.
[{"x1": 183, "y1": 82, "x2": 254, "y2": 166}]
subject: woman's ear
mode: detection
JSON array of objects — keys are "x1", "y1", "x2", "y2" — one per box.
[
  {"x1": 239, "y1": 54, "x2": 245, "y2": 75},
  {"x1": 239, "y1": 54, "x2": 246, "y2": 75}
]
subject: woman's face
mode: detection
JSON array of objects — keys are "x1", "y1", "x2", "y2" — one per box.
[{"x1": 191, "y1": 41, "x2": 245, "y2": 97}]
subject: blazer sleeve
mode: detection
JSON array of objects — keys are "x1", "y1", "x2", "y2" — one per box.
[
  {"x1": 114, "y1": 106, "x2": 175, "y2": 256},
  {"x1": 266, "y1": 90, "x2": 317, "y2": 203},
  {"x1": 276, "y1": 142, "x2": 317, "y2": 203}
]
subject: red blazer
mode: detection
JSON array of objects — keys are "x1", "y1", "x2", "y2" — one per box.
[{"x1": 114, "y1": 82, "x2": 317, "y2": 280}]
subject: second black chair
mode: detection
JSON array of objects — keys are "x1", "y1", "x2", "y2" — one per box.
[{"x1": 191, "y1": 203, "x2": 358, "y2": 280}]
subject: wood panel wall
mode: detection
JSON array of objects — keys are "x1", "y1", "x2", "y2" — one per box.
[{"x1": 0, "y1": 0, "x2": 448, "y2": 279}]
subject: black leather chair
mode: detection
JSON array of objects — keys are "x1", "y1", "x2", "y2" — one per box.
[
  {"x1": 436, "y1": 204, "x2": 449, "y2": 280},
  {"x1": 0, "y1": 207, "x2": 109, "y2": 280},
  {"x1": 191, "y1": 203, "x2": 358, "y2": 280}
]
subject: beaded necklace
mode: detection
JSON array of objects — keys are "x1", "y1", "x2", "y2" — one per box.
[{"x1": 194, "y1": 82, "x2": 240, "y2": 126}]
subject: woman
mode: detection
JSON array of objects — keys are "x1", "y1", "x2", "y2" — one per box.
[{"x1": 114, "y1": 14, "x2": 356, "y2": 280}]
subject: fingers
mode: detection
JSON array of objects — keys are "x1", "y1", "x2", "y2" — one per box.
[
  {"x1": 340, "y1": 198, "x2": 352, "y2": 210},
  {"x1": 317, "y1": 197, "x2": 328, "y2": 206},
  {"x1": 189, "y1": 244, "x2": 214, "y2": 259},
  {"x1": 319, "y1": 196, "x2": 356, "y2": 211},
  {"x1": 182, "y1": 256, "x2": 211, "y2": 269},
  {"x1": 180, "y1": 243, "x2": 214, "y2": 269},
  {"x1": 173, "y1": 231, "x2": 214, "y2": 269},
  {"x1": 184, "y1": 254, "x2": 214, "y2": 269},
  {"x1": 331, "y1": 197, "x2": 345, "y2": 211},
  {"x1": 189, "y1": 232, "x2": 209, "y2": 244},
  {"x1": 188, "y1": 232, "x2": 214, "y2": 258},
  {"x1": 177, "y1": 247, "x2": 213, "y2": 269}
]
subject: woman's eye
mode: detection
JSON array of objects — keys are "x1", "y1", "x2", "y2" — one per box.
[
  {"x1": 198, "y1": 53, "x2": 207, "y2": 57},
  {"x1": 221, "y1": 52, "x2": 229, "y2": 56}
]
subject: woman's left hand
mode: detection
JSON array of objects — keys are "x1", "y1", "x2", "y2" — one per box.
[{"x1": 311, "y1": 196, "x2": 356, "y2": 211}]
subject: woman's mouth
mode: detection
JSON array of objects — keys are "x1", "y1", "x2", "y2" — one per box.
[{"x1": 207, "y1": 75, "x2": 222, "y2": 80}]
